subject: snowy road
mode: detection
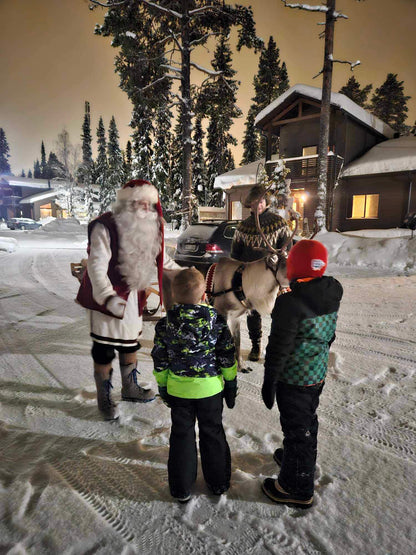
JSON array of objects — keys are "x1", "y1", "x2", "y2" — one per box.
[{"x1": 1, "y1": 240, "x2": 415, "y2": 554}]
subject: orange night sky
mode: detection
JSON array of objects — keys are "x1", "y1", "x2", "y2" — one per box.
[{"x1": 1, "y1": 0, "x2": 415, "y2": 175}]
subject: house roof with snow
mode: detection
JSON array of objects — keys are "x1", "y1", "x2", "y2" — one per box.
[
  {"x1": 0, "y1": 175, "x2": 53, "y2": 190},
  {"x1": 19, "y1": 190, "x2": 58, "y2": 204},
  {"x1": 341, "y1": 136, "x2": 416, "y2": 178},
  {"x1": 214, "y1": 159, "x2": 265, "y2": 190},
  {"x1": 254, "y1": 84, "x2": 395, "y2": 140}
]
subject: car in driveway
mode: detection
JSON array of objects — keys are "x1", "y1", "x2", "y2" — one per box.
[
  {"x1": 6, "y1": 218, "x2": 42, "y2": 230},
  {"x1": 174, "y1": 220, "x2": 239, "y2": 272}
]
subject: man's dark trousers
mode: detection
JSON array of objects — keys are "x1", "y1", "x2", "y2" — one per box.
[
  {"x1": 276, "y1": 381, "x2": 324, "y2": 499},
  {"x1": 168, "y1": 392, "x2": 231, "y2": 498}
]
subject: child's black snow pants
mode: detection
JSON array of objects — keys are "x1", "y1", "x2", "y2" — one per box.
[
  {"x1": 276, "y1": 381, "x2": 324, "y2": 499},
  {"x1": 168, "y1": 392, "x2": 231, "y2": 498}
]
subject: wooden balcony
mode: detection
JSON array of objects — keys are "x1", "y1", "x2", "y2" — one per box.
[{"x1": 266, "y1": 153, "x2": 344, "y2": 183}]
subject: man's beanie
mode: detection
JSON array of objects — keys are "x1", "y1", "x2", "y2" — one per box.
[
  {"x1": 243, "y1": 185, "x2": 271, "y2": 208},
  {"x1": 286, "y1": 239, "x2": 328, "y2": 282}
]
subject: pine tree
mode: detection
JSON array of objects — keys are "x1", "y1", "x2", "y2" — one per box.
[
  {"x1": 242, "y1": 36, "x2": 290, "y2": 162},
  {"x1": 20, "y1": 169, "x2": 26, "y2": 177},
  {"x1": 0, "y1": 128, "x2": 11, "y2": 174},
  {"x1": 193, "y1": 116, "x2": 208, "y2": 208},
  {"x1": 46, "y1": 152, "x2": 65, "y2": 179},
  {"x1": 90, "y1": 0, "x2": 261, "y2": 226},
  {"x1": 151, "y1": 106, "x2": 172, "y2": 213},
  {"x1": 34, "y1": 160, "x2": 41, "y2": 178},
  {"x1": 131, "y1": 105, "x2": 153, "y2": 181},
  {"x1": 124, "y1": 140, "x2": 133, "y2": 180},
  {"x1": 79, "y1": 102, "x2": 95, "y2": 219},
  {"x1": 103, "y1": 116, "x2": 124, "y2": 211},
  {"x1": 241, "y1": 108, "x2": 259, "y2": 165},
  {"x1": 339, "y1": 75, "x2": 372, "y2": 108},
  {"x1": 95, "y1": 117, "x2": 109, "y2": 213},
  {"x1": 27, "y1": 169, "x2": 33, "y2": 178},
  {"x1": 199, "y1": 34, "x2": 239, "y2": 206},
  {"x1": 370, "y1": 73, "x2": 411, "y2": 134},
  {"x1": 40, "y1": 141, "x2": 47, "y2": 178}
]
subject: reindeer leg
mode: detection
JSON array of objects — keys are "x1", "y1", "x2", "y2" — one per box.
[{"x1": 229, "y1": 316, "x2": 252, "y2": 374}]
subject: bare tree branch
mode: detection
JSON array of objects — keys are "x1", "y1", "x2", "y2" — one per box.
[
  {"x1": 89, "y1": 0, "x2": 127, "y2": 7},
  {"x1": 190, "y1": 32, "x2": 221, "y2": 47},
  {"x1": 190, "y1": 61, "x2": 222, "y2": 76},
  {"x1": 281, "y1": 0, "x2": 348, "y2": 18}
]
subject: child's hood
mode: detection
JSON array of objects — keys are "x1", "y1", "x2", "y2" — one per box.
[
  {"x1": 165, "y1": 303, "x2": 216, "y2": 345},
  {"x1": 291, "y1": 276, "x2": 343, "y2": 314}
]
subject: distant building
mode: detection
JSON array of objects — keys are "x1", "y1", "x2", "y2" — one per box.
[
  {"x1": 215, "y1": 84, "x2": 415, "y2": 232},
  {"x1": 0, "y1": 176, "x2": 68, "y2": 220}
]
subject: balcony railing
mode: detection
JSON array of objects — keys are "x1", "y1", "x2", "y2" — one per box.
[{"x1": 266, "y1": 154, "x2": 344, "y2": 182}]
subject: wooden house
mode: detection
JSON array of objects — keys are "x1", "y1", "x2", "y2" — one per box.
[{"x1": 214, "y1": 84, "x2": 416, "y2": 232}]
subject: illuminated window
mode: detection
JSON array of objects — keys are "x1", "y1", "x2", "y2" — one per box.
[
  {"x1": 351, "y1": 194, "x2": 379, "y2": 219},
  {"x1": 231, "y1": 201, "x2": 242, "y2": 220},
  {"x1": 40, "y1": 203, "x2": 52, "y2": 218}
]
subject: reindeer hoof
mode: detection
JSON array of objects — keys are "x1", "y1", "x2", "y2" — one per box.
[{"x1": 240, "y1": 367, "x2": 253, "y2": 374}]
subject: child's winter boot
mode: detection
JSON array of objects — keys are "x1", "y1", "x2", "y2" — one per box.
[
  {"x1": 94, "y1": 369, "x2": 119, "y2": 421},
  {"x1": 120, "y1": 363, "x2": 155, "y2": 402}
]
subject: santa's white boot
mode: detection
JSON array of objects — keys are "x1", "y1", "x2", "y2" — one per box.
[
  {"x1": 94, "y1": 369, "x2": 120, "y2": 421},
  {"x1": 120, "y1": 363, "x2": 155, "y2": 402}
]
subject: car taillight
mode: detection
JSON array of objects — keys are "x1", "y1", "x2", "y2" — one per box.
[{"x1": 206, "y1": 243, "x2": 223, "y2": 253}]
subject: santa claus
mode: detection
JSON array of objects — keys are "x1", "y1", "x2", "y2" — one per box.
[{"x1": 77, "y1": 179, "x2": 169, "y2": 420}]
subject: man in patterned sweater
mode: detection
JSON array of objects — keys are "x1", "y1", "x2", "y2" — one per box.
[
  {"x1": 231, "y1": 185, "x2": 291, "y2": 362},
  {"x1": 261, "y1": 240, "x2": 343, "y2": 509}
]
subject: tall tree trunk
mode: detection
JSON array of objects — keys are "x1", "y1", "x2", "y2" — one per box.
[
  {"x1": 316, "y1": 0, "x2": 335, "y2": 231},
  {"x1": 181, "y1": 0, "x2": 192, "y2": 228}
]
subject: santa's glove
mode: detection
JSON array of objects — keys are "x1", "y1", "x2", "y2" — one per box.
[
  {"x1": 261, "y1": 373, "x2": 277, "y2": 410},
  {"x1": 223, "y1": 378, "x2": 238, "y2": 409},
  {"x1": 158, "y1": 386, "x2": 170, "y2": 407},
  {"x1": 106, "y1": 295, "x2": 127, "y2": 318}
]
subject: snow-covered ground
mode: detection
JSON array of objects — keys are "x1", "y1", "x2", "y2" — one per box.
[{"x1": 0, "y1": 226, "x2": 415, "y2": 554}]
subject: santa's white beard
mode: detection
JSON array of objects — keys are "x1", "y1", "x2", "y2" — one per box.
[{"x1": 114, "y1": 208, "x2": 161, "y2": 291}]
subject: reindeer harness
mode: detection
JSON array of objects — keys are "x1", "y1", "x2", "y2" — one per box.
[{"x1": 206, "y1": 263, "x2": 252, "y2": 309}]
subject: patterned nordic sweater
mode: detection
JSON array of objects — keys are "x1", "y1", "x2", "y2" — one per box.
[
  {"x1": 152, "y1": 303, "x2": 237, "y2": 399},
  {"x1": 264, "y1": 276, "x2": 343, "y2": 386},
  {"x1": 231, "y1": 208, "x2": 291, "y2": 262}
]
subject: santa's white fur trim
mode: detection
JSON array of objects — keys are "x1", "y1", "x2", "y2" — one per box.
[{"x1": 116, "y1": 183, "x2": 159, "y2": 204}]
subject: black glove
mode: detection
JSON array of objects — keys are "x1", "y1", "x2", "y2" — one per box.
[
  {"x1": 158, "y1": 386, "x2": 170, "y2": 407},
  {"x1": 261, "y1": 376, "x2": 277, "y2": 410},
  {"x1": 223, "y1": 378, "x2": 238, "y2": 409}
]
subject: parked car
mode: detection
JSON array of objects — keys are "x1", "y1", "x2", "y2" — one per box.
[
  {"x1": 6, "y1": 218, "x2": 42, "y2": 230},
  {"x1": 174, "y1": 220, "x2": 239, "y2": 272}
]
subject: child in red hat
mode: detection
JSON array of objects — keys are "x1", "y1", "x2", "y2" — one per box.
[{"x1": 261, "y1": 239, "x2": 343, "y2": 508}]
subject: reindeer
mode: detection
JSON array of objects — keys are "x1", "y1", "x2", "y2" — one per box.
[
  {"x1": 162, "y1": 191, "x2": 297, "y2": 373},
  {"x1": 207, "y1": 208, "x2": 296, "y2": 373}
]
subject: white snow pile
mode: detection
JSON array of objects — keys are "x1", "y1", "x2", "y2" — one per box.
[
  {"x1": 317, "y1": 230, "x2": 416, "y2": 273},
  {"x1": 0, "y1": 236, "x2": 17, "y2": 253},
  {"x1": 37, "y1": 217, "x2": 86, "y2": 233}
]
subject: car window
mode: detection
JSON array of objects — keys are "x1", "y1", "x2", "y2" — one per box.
[{"x1": 223, "y1": 224, "x2": 237, "y2": 239}]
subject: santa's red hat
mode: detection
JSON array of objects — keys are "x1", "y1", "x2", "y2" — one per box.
[
  {"x1": 117, "y1": 179, "x2": 164, "y2": 306},
  {"x1": 286, "y1": 239, "x2": 328, "y2": 282}
]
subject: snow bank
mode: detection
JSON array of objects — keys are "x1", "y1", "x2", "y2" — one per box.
[
  {"x1": 317, "y1": 230, "x2": 416, "y2": 272},
  {"x1": 36, "y1": 217, "x2": 86, "y2": 233},
  {"x1": 0, "y1": 236, "x2": 17, "y2": 253}
]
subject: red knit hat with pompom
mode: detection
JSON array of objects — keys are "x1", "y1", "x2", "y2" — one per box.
[{"x1": 286, "y1": 239, "x2": 328, "y2": 282}]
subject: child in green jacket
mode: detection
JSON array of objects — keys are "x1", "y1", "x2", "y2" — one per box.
[{"x1": 152, "y1": 267, "x2": 237, "y2": 503}]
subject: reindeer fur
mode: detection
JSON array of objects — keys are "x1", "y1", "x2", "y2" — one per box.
[{"x1": 211, "y1": 255, "x2": 289, "y2": 372}]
